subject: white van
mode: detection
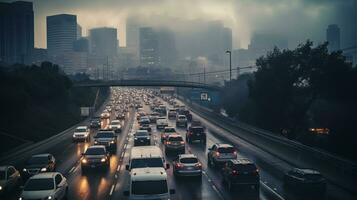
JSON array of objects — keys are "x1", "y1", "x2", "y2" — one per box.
[
  {"x1": 126, "y1": 146, "x2": 169, "y2": 171},
  {"x1": 123, "y1": 167, "x2": 175, "y2": 200}
]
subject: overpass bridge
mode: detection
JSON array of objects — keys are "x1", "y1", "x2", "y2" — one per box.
[{"x1": 73, "y1": 79, "x2": 222, "y2": 91}]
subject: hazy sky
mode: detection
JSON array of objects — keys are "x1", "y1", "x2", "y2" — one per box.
[{"x1": 13, "y1": 0, "x2": 357, "y2": 49}]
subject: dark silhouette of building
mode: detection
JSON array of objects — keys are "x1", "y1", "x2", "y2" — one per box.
[
  {"x1": 0, "y1": 1, "x2": 34, "y2": 64},
  {"x1": 139, "y1": 27, "x2": 160, "y2": 67},
  {"x1": 73, "y1": 37, "x2": 89, "y2": 52},
  {"x1": 89, "y1": 27, "x2": 118, "y2": 58},
  {"x1": 326, "y1": 24, "x2": 340, "y2": 52}
]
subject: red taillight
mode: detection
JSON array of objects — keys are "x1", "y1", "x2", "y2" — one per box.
[
  {"x1": 216, "y1": 152, "x2": 220, "y2": 157},
  {"x1": 233, "y1": 151, "x2": 237, "y2": 156},
  {"x1": 232, "y1": 170, "x2": 238, "y2": 175},
  {"x1": 166, "y1": 141, "x2": 171, "y2": 145},
  {"x1": 254, "y1": 169, "x2": 259, "y2": 175},
  {"x1": 176, "y1": 163, "x2": 183, "y2": 168},
  {"x1": 180, "y1": 141, "x2": 185, "y2": 144}
]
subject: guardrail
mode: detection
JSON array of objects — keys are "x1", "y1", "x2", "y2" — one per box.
[{"x1": 179, "y1": 96, "x2": 357, "y2": 195}]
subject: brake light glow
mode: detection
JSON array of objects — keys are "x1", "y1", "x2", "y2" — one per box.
[
  {"x1": 166, "y1": 141, "x2": 171, "y2": 145},
  {"x1": 233, "y1": 151, "x2": 237, "y2": 156},
  {"x1": 176, "y1": 163, "x2": 183, "y2": 168},
  {"x1": 232, "y1": 170, "x2": 238, "y2": 175},
  {"x1": 195, "y1": 163, "x2": 202, "y2": 168},
  {"x1": 180, "y1": 141, "x2": 185, "y2": 144},
  {"x1": 216, "y1": 152, "x2": 220, "y2": 157}
]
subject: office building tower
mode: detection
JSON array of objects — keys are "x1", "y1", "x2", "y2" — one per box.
[
  {"x1": 139, "y1": 27, "x2": 160, "y2": 67},
  {"x1": 89, "y1": 27, "x2": 118, "y2": 58}
]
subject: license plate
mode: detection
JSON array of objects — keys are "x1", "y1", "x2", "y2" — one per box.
[{"x1": 187, "y1": 167, "x2": 193, "y2": 170}]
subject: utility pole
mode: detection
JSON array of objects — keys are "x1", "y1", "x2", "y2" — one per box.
[
  {"x1": 203, "y1": 63, "x2": 206, "y2": 84},
  {"x1": 225, "y1": 50, "x2": 232, "y2": 81}
]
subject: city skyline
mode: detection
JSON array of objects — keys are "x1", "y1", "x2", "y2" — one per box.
[{"x1": 2, "y1": 0, "x2": 356, "y2": 49}]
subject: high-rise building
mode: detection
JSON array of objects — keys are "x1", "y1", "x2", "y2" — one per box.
[
  {"x1": 46, "y1": 14, "x2": 77, "y2": 59},
  {"x1": 0, "y1": 1, "x2": 34, "y2": 64},
  {"x1": 157, "y1": 29, "x2": 177, "y2": 68},
  {"x1": 327, "y1": 24, "x2": 340, "y2": 52},
  {"x1": 77, "y1": 24, "x2": 82, "y2": 39},
  {"x1": 73, "y1": 37, "x2": 89, "y2": 53},
  {"x1": 89, "y1": 27, "x2": 118, "y2": 58},
  {"x1": 139, "y1": 27, "x2": 160, "y2": 67}
]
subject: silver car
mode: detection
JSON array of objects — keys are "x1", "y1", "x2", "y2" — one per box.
[{"x1": 173, "y1": 154, "x2": 202, "y2": 177}]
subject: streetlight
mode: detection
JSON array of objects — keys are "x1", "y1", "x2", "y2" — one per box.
[{"x1": 225, "y1": 50, "x2": 232, "y2": 81}]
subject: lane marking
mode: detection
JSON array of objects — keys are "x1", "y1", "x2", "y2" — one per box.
[
  {"x1": 260, "y1": 181, "x2": 285, "y2": 200},
  {"x1": 69, "y1": 166, "x2": 76, "y2": 174},
  {"x1": 109, "y1": 184, "x2": 115, "y2": 196}
]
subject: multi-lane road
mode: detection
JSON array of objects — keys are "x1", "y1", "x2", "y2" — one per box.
[{"x1": 2, "y1": 87, "x2": 356, "y2": 200}]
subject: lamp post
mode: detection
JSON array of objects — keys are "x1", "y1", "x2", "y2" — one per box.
[{"x1": 225, "y1": 50, "x2": 232, "y2": 81}]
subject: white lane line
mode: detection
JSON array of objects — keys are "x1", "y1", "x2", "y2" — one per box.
[
  {"x1": 117, "y1": 165, "x2": 121, "y2": 171},
  {"x1": 260, "y1": 181, "x2": 285, "y2": 200},
  {"x1": 69, "y1": 166, "x2": 76, "y2": 174},
  {"x1": 109, "y1": 184, "x2": 115, "y2": 196}
]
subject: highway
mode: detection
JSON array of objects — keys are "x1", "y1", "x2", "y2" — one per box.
[{"x1": 2, "y1": 87, "x2": 355, "y2": 200}]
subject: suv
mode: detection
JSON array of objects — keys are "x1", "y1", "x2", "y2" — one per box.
[
  {"x1": 173, "y1": 154, "x2": 202, "y2": 177},
  {"x1": 109, "y1": 120, "x2": 122, "y2": 133},
  {"x1": 176, "y1": 115, "x2": 188, "y2": 128},
  {"x1": 139, "y1": 124, "x2": 152, "y2": 132},
  {"x1": 90, "y1": 117, "x2": 101, "y2": 128},
  {"x1": 94, "y1": 130, "x2": 117, "y2": 153},
  {"x1": 164, "y1": 134, "x2": 185, "y2": 155},
  {"x1": 168, "y1": 109, "x2": 177, "y2": 119},
  {"x1": 161, "y1": 127, "x2": 177, "y2": 143},
  {"x1": 22, "y1": 154, "x2": 56, "y2": 179},
  {"x1": 222, "y1": 159, "x2": 260, "y2": 191},
  {"x1": 72, "y1": 126, "x2": 90, "y2": 142},
  {"x1": 186, "y1": 126, "x2": 206, "y2": 143},
  {"x1": 81, "y1": 145, "x2": 110, "y2": 172},
  {"x1": 134, "y1": 130, "x2": 151, "y2": 146},
  {"x1": 156, "y1": 117, "x2": 169, "y2": 130},
  {"x1": 207, "y1": 144, "x2": 237, "y2": 167},
  {"x1": 284, "y1": 168, "x2": 326, "y2": 194}
]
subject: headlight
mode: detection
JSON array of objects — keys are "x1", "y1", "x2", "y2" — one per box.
[
  {"x1": 0, "y1": 186, "x2": 2, "y2": 190},
  {"x1": 18, "y1": 198, "x2": 22, "y2": 200},
  {"x1": 73, "y1": 135, "x2": 76, "y2": 137},
  {"x1": 41, "y1": 168, "x2": 47, "y2": 172},
  {"x1": 134, "y1": 138, "x2": 138, "y2": 140},
  {"x1": 94, "y1": 141, "x2": 98, "y2": 144},
  {"x1": 147, "y1": 137, "x2": 150, "y2": 140},
  {"x1": 82, "y1": 158, "x2": 88, "y2": 164},
  {"x1": 110, "y1": 140, "x2": 115, "y2": 144},
  {"x1": 23, "y1": 168, "x2": 27, "y2": 172},
  {"x1": 47, "y1": 196, "x2": 53, "y2": 200},
  {"x1": 101, "y1": 158, "x2": 107, "y2": 162}
]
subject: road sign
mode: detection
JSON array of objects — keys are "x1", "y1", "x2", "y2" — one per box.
[{"x1": 200, "y1": 92, "x2": 208, "y2": 101}]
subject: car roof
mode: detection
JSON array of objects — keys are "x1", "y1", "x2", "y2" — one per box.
[
  {"x1": 76, "y1": 126, "x2": 87, "y2": 129},
  {"x1": 130, "y1": 146, "x2": 162, "y2": 159},
  {"x1": 178, "y1": 115, "x2": 186, "y2": 117},
  {"x1": 87, "y1": 145, "x2": 106, "y2": 150},
  {"x1": 179, "y1": 154, "x2": 197, "y2": 159},
  {"x1": 293, "y1": 168, "x2": 321, "y2": 175},
  {"x1": 230, "y1": 159, "x2": 254, "y2": 165},
  {"x1": 216, "y1": 143, "x2": 234, "y2": 148},
  {"x1": 131, "y1": 167, "x2": 167, "y2": 181},
  {"x1": 31, "y1": 153, "x2": 52, "y2": 158},
  {"x1": 30, "y1": 172, "x2": 58, "y2": 179},
  {"x1": 168, "y1": 134, "x2": 182, "y2": 138},
  {"x1": 136, "y1": 130, "x2": 148, "y2": 134},
  {"x1": 111, "y1": 120, "x2": 120, "y2": 123},
  {"x1": 164, "y1": 126, "x2": 175, "y2": 129}
]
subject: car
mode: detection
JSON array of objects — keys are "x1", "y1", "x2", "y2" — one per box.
[
  {"x1": 139, "y1": 124, "x2": 152, "y2": 132},
  {"x1": 0, "y1": 166, "x2": 22, "y2": 195},
  {"x1": 207, "y1": 144, "x2": 237, "y2": 168},
  {"x1": 90, "y1": 117, "x2": 101, "y2": 128},
  {"x1": 123, "y1": 167, "x2": 175, "y2": 199},
  {"x1": 136, "y1": 111, "x2": 146, "y2": 120},
  {"x1": 164, "y1": 134, "x2": 185, "y2": 155},
  {"x1": 134, "y1": 130, "x2": 151, "y2": 146},
  {"x1": 100, "y1": 111, "x2": 110, "y2": 119},
  {"x1": 168, "y1": 109, "x2": 177, "y2": 119},
  {"x1": 109, "y1": 120, "x2": 122, "y2": 133},
  {"x1": 178, "y1": 109, "x2": 192, "y2": 122},
  {"x1": 126, "y1": 146, "x2": 170, "y2": 171},
  {"x1": 186, "y1": 126, "x2": 206, "y2": 143},
  {"x1": 72, "y1": 126, "x2": 90, "y2": 142},
  {"x1": 222, "y1": 159, "x2": 260, "y2": 191},
  {"x1": 284, "y1": 168, "x2": 326, "y2": 194},
  {"x1": 173, "y1": 154, "x2": 202, "y2": 177},
  {"x1": 19, "y1": 172, "x2": 68, "y2": 200},
  {"x1": 93, "y1": 130, "x2": 117, "y2": 153},
  {"x1": 116, "y1": 112, "x2": 126, "y2": 120},
  {"x1": 176, "y1": 115, "x2": 188, "y2": 128},
  {"x1": 139, "y1": 116, "x2": 150, "y2": 125},
  {"x1": 161, "y1": 127, "x2": 177, "y2": 143},
  {"x1": 81, "y1": 145, "x2": 110, "y2": 172},
  {"x1": 22, "y1": 154, "x2": 56, "y2": 179},
  {"x1": 149, "y1": 112, "x2": 160, "y2": 123},
  {"x1": 156, "y1": 117, "x2": 169, "y2": 130}
]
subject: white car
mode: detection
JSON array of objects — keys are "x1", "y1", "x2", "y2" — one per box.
[
  {"x1": 156, "y1": 117, "x2": 169, "y2": 130},
  {"x1": 109, "y1": 120, "x2": 122, "y2": 133},
  {"x1": 72, "y1": 126, "x2": 90, "y2": 142},
  {"x1": 19, "y1": 172, "x2": 68, "y2": 200}
]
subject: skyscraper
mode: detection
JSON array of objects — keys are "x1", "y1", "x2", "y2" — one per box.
[
  {"x1": 46, "y1": 14, "x2": 77, "y2": 59},
  {"x1": 326, "y1": 24, "x2": 340, "y2": 52},
  {"x1": 139, "y1": 27, "x2": 160, "y2": 67},
  {"x1": 89, "y1": 27, "x2": 118, "y2": 58},
  {"x1": 0, "y1": 1, "x2": 34, "y2": 64}
]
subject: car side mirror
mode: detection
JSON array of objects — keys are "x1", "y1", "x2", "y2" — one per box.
[
  {"x1": 123, "y1": 190, "x2": 130, "y2": 196},
  {"x1": 166, "y1": 163, "x2": 170, "y2": 169},
  {"x1": 170, "y1": 189, "x2": 176, "y2": 194},
  {"x1": 126, "y1": 165, "x2": 130, "y2": 171}
]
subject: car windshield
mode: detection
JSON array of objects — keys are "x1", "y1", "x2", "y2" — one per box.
[
  {"x1": 0, "y1": 170, "x2": 5, "y2": 180},
  {"x1": 24, "y1": 178, "x2": 54, "y2": 191},
  {"x1": 169, "y1": 136, "x2": 183, "y2": 141},
  {"x1": 180, "y1": 158, "x2": 198, "y2": 164},
  {"x1": 234, "y1": 164, "x2": 257, "y2": 172},
  {"x1": 178, "y1": 116, "x2": 186, "y2": 119},
  {"x1": 131, "y1": 158, "x2": 164, "y2": 169},
  {"x1": 111, "y1": 121, "x2": 120, "y2": 125},
  {"x1": 27, "y1": 156, "x2": 48, "y2": 165},
  {"x1": 192, "y1": 127, "x2": 204, "y2": 133},
  {"x1": 218, "y1": 147, "x2": 235, "y2": 153},
  {"x1": 135, "y1": 132, "x2": 148, "y2": 136},
  {"x1": 132, "y1": 180, "x2": 168, "y2": 195},
  {"x1": 85, "y1": 148, "x2": 106, "y2": 155},
  {"x1": 165, "y1": 128, "x2": 175, "y2": 132},
  {"x1": 76, "y1": 128, "x2": 87, "y2": 132},
  {"x1": 96, "y1": 132, "x2": 114, "y2": 138}
]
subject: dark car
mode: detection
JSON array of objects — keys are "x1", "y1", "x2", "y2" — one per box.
[
  {"x1": 81, "y1": 145, "x2": 110, "y2": 173},
  {"x1": 116, "y1": 112, "x2": 126, "y2": 120},
  {"x1": 139, "y1": 124, "x2": 152, "y2": 132},
  {"x1": 94, "y1": 130, "x2": 117, "y2": 153},
  {"x1": 22, "y1": 154, "x2": 56, "y2": 179},
  {"x1": 222, "y1": 159, "x2": 260, "y2": 191},
  {"x1": 0, "y1": 166, "x2": 22, "y2": 195},
  {"x1": 165, "y1": 134, "x2": 185, "y2": 155},
  {"x1": 186, "y1": 126, "x2": 206, "y2": 143},
  {"x1": 90, "y1": 117, "x2": 101, "y2": 128},
  {"x1": 178, "y1": 109, "x2": 192, "y2": 122},
  {"x1": 284, "y1": 168, "x2": 326, "y2": 195},
  {"x1": 134, "y1": 130, "x2": 151, "y2": 146}
]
